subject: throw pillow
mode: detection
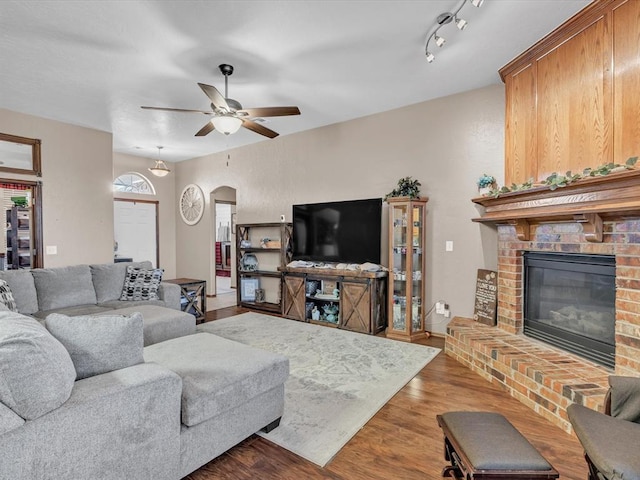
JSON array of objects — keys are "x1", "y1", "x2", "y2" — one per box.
[
  {"x1": 0, "y1": 312, "x2": 76, "y2": 420},
  {"x1": 120, "y1": 266, "x2": 163, "y2": 301},
  {"x1": 0, "y1": 279, "x2": 18, "y2": 312},
  {"x1": 45, "y1": 312, "x2": 144, "y2": 380}
]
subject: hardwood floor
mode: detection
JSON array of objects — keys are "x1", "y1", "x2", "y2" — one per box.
[{"x1": 188, "y1": 307, "x2": 588, "y2": 480}]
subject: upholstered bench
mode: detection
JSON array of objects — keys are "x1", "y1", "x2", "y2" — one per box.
[{"x1": 436, "y1": 412, "x2": 559, "y2": 479}]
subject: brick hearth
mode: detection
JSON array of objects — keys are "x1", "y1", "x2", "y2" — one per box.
[{"x1": 445, "y1": 219, "x2": 640, "y2": 432}]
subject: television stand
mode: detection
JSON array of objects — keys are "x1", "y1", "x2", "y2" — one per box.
[{"x1": 281, "y1": 265, "x2": 387, "y2": 335}]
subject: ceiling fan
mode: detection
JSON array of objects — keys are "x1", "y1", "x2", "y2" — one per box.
[{"x1": 141, "y1": 64, "x2": 300, "y2": 139}]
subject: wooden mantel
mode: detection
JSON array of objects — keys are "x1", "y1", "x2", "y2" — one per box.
[{"x1": 471, "y1": 170, "x2": 640, "y2": 242}]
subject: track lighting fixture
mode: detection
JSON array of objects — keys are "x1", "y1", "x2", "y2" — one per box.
[{"x1": 424, "y1": 0, "x2": 484, "y2": 63}]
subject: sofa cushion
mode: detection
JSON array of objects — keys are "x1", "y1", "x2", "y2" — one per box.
[
  {"x1": 0, "y1": 401, "x2": 24, "y2": 435},
  {"x1": 32, "y1": 265, "x2": 97, "y2": 311},
  {"x1": 45, "y1": 312, "x2": 145, "y2": 380},
  {"x1": 90, "y1": 261, "x2": 152, "y2": 303},
  {"x1": 0, "y1": 270, "x2": 39, "y2": 314},
  {"x1": 0, "y1": 311, "x2": 76, "y2": 420},
  {"x1": 144, "y1": 332, "x2": 289, "y2": 427},
  {"x1": 99, "y1": 299, "x2": 165, "y2": 310},
  {"x1": 120, "y1": 266, "x2": 163, "y2": 301},
  {"x1": 0, "y1": 280, "x2": 17, "y2": 312},
  {"x1": 32, "y1": 304, "x2": 115, "y2": 320},
  {"x1": 109, "y1": 304, "x2": 196, "y2": 346}
]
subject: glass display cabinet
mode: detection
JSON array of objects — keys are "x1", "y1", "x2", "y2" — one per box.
[{"x1": 386, "y1": 197, "x2": 429, "y2": 342}]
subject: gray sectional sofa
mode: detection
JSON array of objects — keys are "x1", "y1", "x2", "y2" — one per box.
[
  {"x1": 0, "y1": 262, "x2": 290, "y2": 479},
  {"x1": 0, "y1": 261, "x2": 195, "y2": 345}
]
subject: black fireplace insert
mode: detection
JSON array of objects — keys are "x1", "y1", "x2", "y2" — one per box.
[{"x1": 523, "y1": 252, "x2": 615, "y2": 369}]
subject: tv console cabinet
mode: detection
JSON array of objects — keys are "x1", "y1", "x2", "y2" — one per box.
[{"x1": 281, "y1": 266, "x2": 387, "y2": 335}]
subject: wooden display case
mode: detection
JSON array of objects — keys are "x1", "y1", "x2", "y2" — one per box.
[{"x1": 386, "y1": 197, "x2": 428, "y2": 342}]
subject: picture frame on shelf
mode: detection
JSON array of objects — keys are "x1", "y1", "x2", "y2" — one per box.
[{"x1": 240, "y1": 278, "x2": 260, "y2": 301}]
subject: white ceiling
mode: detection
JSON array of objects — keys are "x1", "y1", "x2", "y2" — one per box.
[{"x1": 0, "y1": 0, "x2": 589, "y2": 162}]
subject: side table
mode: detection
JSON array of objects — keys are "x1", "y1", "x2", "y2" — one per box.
[{"x1": 164, "y1": 278, "x2": 207, "y2": 324}]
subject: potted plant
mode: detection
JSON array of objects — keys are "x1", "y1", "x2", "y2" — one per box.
[
  {"x1": 477, "y1": 174, "x2": 496, "y2": 196},
  {"x1": 385, "y1": 177, "x2": 422, "y2": 200}
]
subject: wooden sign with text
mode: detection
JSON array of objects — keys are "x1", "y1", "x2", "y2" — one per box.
[{"x1": 473, "y1": 269, "x2": 498, "y2": 326}]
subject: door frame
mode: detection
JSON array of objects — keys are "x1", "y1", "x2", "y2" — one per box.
[
  {"x1": 1, "y1": 178, "x2": 43, "y2": 268},
  {"x1": 113, "y1": 198, "x2": 160, "y2": 267}
]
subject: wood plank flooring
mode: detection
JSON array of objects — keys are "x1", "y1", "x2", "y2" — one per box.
[{"x1": 187, "y1": 307, "x2": 588, "y2": 480}]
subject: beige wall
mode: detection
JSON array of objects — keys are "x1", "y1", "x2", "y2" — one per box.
[
  {"x1": 113, "y1": 153, "x2": 177, "y2": 278},
  {"x1": 176, "y1": 84, "x2": 505, "y2": 334},
  {"x1": 0, "y1": 108, "x2": 114, "y2": 267}
]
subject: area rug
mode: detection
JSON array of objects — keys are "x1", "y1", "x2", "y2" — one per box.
[{"x1": 197, "y1": 312, "x2": 440, "y2": 466}]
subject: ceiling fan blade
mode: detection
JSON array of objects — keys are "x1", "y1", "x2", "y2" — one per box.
[
  {"x1": 242, "y1": 119, "x2": 279, "y2": 138},
  {"x1": 141, "y1": 106, "x2": 213, "y2": 114},
  {"x1": 198, "y1": 83, "x2": 229, "y2": 111},
  {"x1": 237, "y1": 106, "x2": 300, "y2": 118},
  {"x1": 195, "y1": 121, "x2": 215, "y2": 137}
]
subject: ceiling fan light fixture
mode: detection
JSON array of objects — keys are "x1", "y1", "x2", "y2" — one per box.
[
  {"x1": 212, "y1": 115, "x2": 243, "y2": 135},
  {"x1": 149, "y1": 146, "x2": 171, "y2": 177}
]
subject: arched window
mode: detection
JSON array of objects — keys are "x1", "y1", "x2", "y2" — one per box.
[{"x1": 113, "y1": 173, "x2": 156, "y2": 195}]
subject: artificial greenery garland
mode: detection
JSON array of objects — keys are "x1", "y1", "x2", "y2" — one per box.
[{"x1": 486, "y1": 156, "x2": 638, "y2": 198}]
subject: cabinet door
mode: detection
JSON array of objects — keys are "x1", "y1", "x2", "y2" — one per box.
[
  {"x1": 613, "y1": 0, "x2": 640, "y2": 163},
  {"x1": 536, "y1": 16, "x2": 612, "y2": 180},
  {"x1": 341, "y1": 281, "x2": 371, "y2": 333},
  {"x1": 504, "y1": 63, "x2": 537, "y2": 185},
  {"x1": 283, "y1": 275, "x2": 305, "y2": 321}
]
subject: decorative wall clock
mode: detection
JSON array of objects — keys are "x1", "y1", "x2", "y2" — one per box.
[{"x1": 179, "y1": 184, "x2": 204, "y2": 225}]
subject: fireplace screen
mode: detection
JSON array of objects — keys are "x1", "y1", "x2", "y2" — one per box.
[{"x1": 524, "y1": 252, "x2": 615, "y2": 368}]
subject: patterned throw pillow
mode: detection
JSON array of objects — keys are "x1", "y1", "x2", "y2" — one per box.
[
  {"x1": 120, "y1": 266, "x2": 163, "y2": 301},
  {"x1": 0, "y1": 279, "x2": 18, "y2": 312}
]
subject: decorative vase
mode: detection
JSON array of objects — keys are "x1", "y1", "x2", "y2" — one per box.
[{"x1": 478, "y1": 187, "x2": 492, "y2": 196}]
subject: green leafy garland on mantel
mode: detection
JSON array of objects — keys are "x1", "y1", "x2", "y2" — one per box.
[{"x1": 487, "y1": 156, "x2": 638, "y2": 198}]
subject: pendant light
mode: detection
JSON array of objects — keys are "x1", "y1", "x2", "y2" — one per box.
[{"x1": 149, "y1": 146, "x2": 171, "y2": 177}]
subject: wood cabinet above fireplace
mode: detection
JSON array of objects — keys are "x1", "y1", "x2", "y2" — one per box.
[{"x1": 500, "y1": 0, "x2": 640, "y2": 185}]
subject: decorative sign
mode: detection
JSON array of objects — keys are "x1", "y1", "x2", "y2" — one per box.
[{"x1": 473, "y1": 269, "x2": 498, "y2": 326}]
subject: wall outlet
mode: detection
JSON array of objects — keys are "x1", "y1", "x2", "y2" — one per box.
[
  {"x1": 46, "y1": 245, "x2": 57, "y2": 255},
  {"x1": 445, "y1": 241, "x2": 454, "y2": 252}
]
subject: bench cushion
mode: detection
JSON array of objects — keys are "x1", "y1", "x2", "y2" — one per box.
[
  {"x1": 144, "y1": 332, "x2": 289, "y2": 427},
  {"x1": 439, "y1": 412, "x2": 553, "y2": 471}
]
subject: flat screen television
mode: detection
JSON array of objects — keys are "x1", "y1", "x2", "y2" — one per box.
[{"x1": 292, "y1": 198, "x2": 382, "y2": 264}]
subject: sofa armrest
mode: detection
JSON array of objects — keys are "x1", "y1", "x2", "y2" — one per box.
[
  {"x1": 608, "y1": 376, "x2": 640, "y2": 423},
  {"x1": 158, "y1": 282, "x2": 181, "y2": 310},
  {"x1": 568, "y1": 403, "x2": 640, "y2": 480},
  {"x1": 1, "y1": 363, "x2": 182, "y2": 480}
]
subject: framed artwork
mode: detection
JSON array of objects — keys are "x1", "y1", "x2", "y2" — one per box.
[{"x1": 240, "y1": 278, "x2": 260, "y2": 302}]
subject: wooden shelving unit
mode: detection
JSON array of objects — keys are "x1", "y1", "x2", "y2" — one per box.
[
  {"x1": 6, "y1": 206, "x2": 32, "y2": 269},
  {"x1": 235, "y1": 222, "x2": 292, "y2": 314}
]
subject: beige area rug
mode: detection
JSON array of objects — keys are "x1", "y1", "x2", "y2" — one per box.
[{"x1": 197, "y1": 312, "x2": 441, "y2": 466}]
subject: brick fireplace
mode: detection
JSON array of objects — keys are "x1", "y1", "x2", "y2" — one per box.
[{"x1": 445, "y1": 172, "x2": 640, "y2": 432}]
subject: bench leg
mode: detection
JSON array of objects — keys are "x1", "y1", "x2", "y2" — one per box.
[
  {"x1": 261, "y1": 417, "x2": 281, "y2": 433},
  {"x1": 442, "y1": 465, "x2": 462, "y2": 478}
]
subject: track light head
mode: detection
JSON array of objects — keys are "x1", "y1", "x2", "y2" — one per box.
[
  {"x1": 435, "y1": 35, "x2": 446, "y2": 47},
  {"x1": 471, "y1": 0, "x2": 484, "y2": 7},
  {"x1": 425, "y1": 51, "x2": 435, "y2": 63},
  {"x1": 455, "y1": 17, "x2": 467, "y2": 30}
]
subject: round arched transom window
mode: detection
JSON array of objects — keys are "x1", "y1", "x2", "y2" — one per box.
[{"x1": 113, "y1": 173, "x2": 156, "y2": 195}]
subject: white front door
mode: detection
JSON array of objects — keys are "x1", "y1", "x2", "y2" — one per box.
[{"x1": 114, "y1": 200, "x2": 157, "y2": 267}]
